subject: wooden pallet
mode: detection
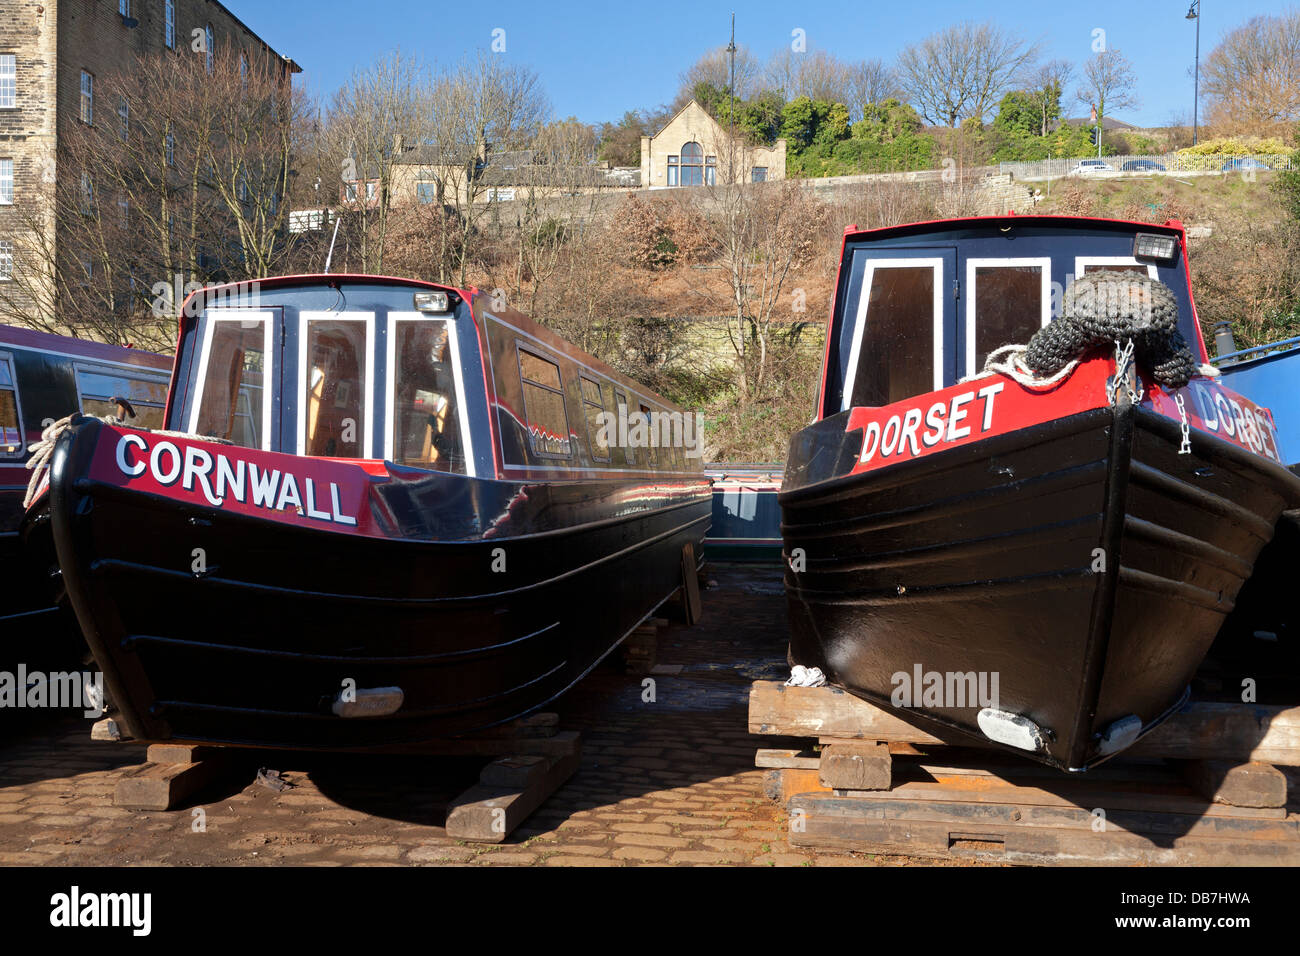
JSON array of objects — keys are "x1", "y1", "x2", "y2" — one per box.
[
  {"x1": 102, "y1": 712, "x2": 580, "y2": 842},
  {"x1": 750, "y1": 680, "x2": 1300, "y2": 865}
]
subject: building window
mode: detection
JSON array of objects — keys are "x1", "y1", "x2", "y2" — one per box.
[
  {"x1": 705, "y1": 155, "x2": 716, "y2": 186},
  {"x1": 240, "y1": 53, "x2": 249, "y2": 88},
  {"x1": 365, "y1": 181, "x2": 377, "y2": 202},
  {"x1": 79, "y1": 172, "x2": 94, "y2": 214},
  {"x1": 205, "y1": 24, "x2": 215, "y2": 74},
  {"x1": 165, "y1": 132, "x2": 175, "y2": 167},
  {"x1": 416, "y1": 183, "x2": 437, "y2": 205},
  {"x1": 119, "y1": 0, "x2": 130, "y2": 17},
  {"x1": 118, "y1": 97, "x2": 129, "y2": 140},
  {"x1": 0, "y1": 159, "x2": 11, "y2": 205},
  {"x1": 118, "y1": 197, "x2": 129, "y2": 229},
  {"x1": 344, "y1": 182, "x2": 358, "y2": 202},
  {"x1": 80, "y1": 71, "x2": 93, "y2": 124},
  {"x1": 164, "y1": 0, "x2": 175, "y2": 49},
  {"x1": 751, "y1": 167, "x2": 767, "y2": 183},
  {"x1": 0, "y1": 55, "x2": 14, "y2": 109},
  {"x1": 0, "y1": 240, "x2": 12, "y2": 281},
  {"x1": 680, "y1": 142, "x2": 703, "y2": 186},
  {"x1": 666, "y1": 155, "x2": 678, "y2": 187}
]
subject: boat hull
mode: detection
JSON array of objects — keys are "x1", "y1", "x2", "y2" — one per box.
[
  {"x1": 48, "y1": 418, "x2": 710, "y2": 749},
  {"x1": 780, "y1": 403, "x2": 1300, "y2": 771}
]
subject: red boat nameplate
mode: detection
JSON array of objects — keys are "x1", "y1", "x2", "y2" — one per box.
[
  {"x1": 87, "y1": 425, "x2": 381, "y2": 536},
  {"x1": 1147, "y1": 380, "x2": 1282, "y2": 463},
  {"x1": 844, "y1": 357, "x2": 1112, "y2": 475}
]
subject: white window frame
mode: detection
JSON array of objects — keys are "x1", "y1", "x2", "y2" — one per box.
[
  {"x1": 0, "y1": 350, "x2": 23, "y2": 457},
  {"x1": 1074, "y1": 256, "x2": 1158, "y2": 280},
  {"x1": 964, "y1": 257, "x2": 1053, "y2": 378},
  {"x1": 205, "y1": 24, "x2": 215, "y2": 74},
  {"x1": 0, "y1": 158, "x2": 12, "y2": 205},
  {"x1": 297, "y1": 311, "x2": 376, "y2": 459},
  {"x1": 841, "y1": 257, "x2": 945, "y2": 412},
  {"x1": 0, "y1": 239, "x2": 12, "y2": 281},
  {"x1": 164, "y1": 0, "x2": 175, "y2": 49},
  {"x1": 0, "y1": 55, "x2": 15, "y2": 110},
  {"x1": 187, "y1": 310, "x2": 275, "y2": 451},
  {"x1": 383, "y1": 312, "x2": 475, "y2": 477}
]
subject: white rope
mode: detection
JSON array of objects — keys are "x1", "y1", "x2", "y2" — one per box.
[
  {"x1": 960, "y1": 344, "x2": 1082, "y2": 390},
  {"x1": 785, "y1": 665, "x2": 826, "y2": 688}
]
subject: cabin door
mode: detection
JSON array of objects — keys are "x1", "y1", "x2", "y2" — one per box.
[{"x1": 839, "y1": 248, "x2": 958, "y2": 412}]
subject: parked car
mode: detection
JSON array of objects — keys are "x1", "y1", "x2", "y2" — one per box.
[
  {"x1": 1121, "y1": 159, "x2": 1166, "y2": 172},
  {"x1": 1221, "y1": 157, "x2": 1271, "y2": 172},
  {"x1": 1069, "y1": 160, "x2": 1114, "y2": 175}
]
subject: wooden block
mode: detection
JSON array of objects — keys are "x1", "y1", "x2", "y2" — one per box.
[
  {"x1": 1181, "y1": 760, "x2": 1288, "y2": 809},
  {"x1": 749, "y1": 681, "x2": 1300, "y2": 765},
  {"x1": 480, "y1": 754, "x2": 548, "y2": 789},
  {"x1": 446, "y1": 752, "x2": 580, "y2": 843},
  {"x1": 755, "y1": 748, "x2": 820, "y2": 770},
  {"x1": 762, "y1": 767, "x2": 828, "y2": 803},
  {"x1": 114, "y1": 759, "x2": 227, "y2": 811},
  {"x1": 90, "y1": 718, "x2": 122, "y2": 741},
  {"x1": 820, "y1": 742, "x2": 891, "y2": 791},
  {"x1": 146, "y1": 743, "x2": 225, "y2": 764}
]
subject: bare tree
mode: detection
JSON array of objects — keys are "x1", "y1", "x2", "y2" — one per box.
[
  {"x1": 765, "y1": 49, "x2": 851, "y2": 104},
  {"x1": 676, "y1": 44, "x2": 763, "y2": 104},
  {"x1": 1027, "y1": 59, "x2": 1073, "y2": 135},
  {"x1": 1202, "y1": 10, "x2": 1300, "y2": 133},
  {"x1": 324, "y1": 50, "x2": 431, "y2": 273},
  {"x1": 1077, "y1": 49, "x2": 1139, "y2": 135},
  {"x1": 846, "y1": 59, "x2": 900, "y2": 121},
  {"x1": 897, "y1": 22, "x2": 1040, "y2": 127}
]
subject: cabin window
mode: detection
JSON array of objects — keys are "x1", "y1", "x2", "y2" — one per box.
[
  {"x1": 844, "y1": 260, "x2": 942, "y2": 409},
  {"x1": 76, "y1": 366, "x2": 168, "y2": 429},
  {"x1": 191, "y1": 315, "x2": 269, "y2": 450},
  {"x1": 613, "y1": 389, "x2": 634, "y2": 466},
  {"x1": 388, "y1": 318, "x2": 468, "y2": 474},
  {"x1": 0, "y1": 353, "x2": 22, "y2": 456},
  {"x1": 301, "y1": 315, "x2": 372, "y2": 459},
  {"x1": 1075, "y1": 257, "x2": 1158, "y2": 280},
  {"x1": 965, "y1": 258, "x2": 1051, "y2": 376},
  {"x1": 580, "y1": 375, "x2": 609, "y2": 462},
  {"x1": 518, "y1": 348, "x2": 571, "y2": 458}
]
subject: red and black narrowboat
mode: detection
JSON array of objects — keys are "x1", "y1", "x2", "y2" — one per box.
[
  {"x1": 28, "y1": 277, "x2": 710, "y2": 749},
  {"x1": 1, "y1": 326, "x2": 168, "y2": 660},
  {"x1": 780, "y1": 214, "x2": 1300, "y2": 772}
]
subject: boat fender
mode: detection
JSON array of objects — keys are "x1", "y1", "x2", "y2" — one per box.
[
  {"x1": 976, "y1": 708, "x2": 1046, "y2": 753},
  {"x1": 331, "y1": 686, "x2": 405, "y2": 718},
  {"x1": 1094, "y1": 714, "x2": 1143, "y2": 756}
]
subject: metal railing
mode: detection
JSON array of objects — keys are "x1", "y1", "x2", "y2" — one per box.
[{"x1": 999, "y1": 153, "x2": 1294, "y2": 181}]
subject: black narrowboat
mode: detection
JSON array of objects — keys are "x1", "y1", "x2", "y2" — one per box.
[
  {"x1": 28, "y1": 276, "x2": 710, "y2": 750},
  {"x1": 780, "y1": 214, "x2": 1300, "y2": 772},
  {"x1": 0, "y1": 326, "x2": 169, "y2": 659}
]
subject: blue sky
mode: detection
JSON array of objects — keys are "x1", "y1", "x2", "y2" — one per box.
[{"x1": 246, "y1": 0, "x2": 1288, "y2": 128}]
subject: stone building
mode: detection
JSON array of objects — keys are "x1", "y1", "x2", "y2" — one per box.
[
  {"x1": 640, "y1": 99, "x2": 786, "y2": 189},
  {"x1": 0, "y1": 0, "x2": 295, "y2": 325}
]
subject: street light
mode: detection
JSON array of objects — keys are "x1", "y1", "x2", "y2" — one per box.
[{"x1": 1187, "y1": 0, "x2": 1200, "y2": 147}]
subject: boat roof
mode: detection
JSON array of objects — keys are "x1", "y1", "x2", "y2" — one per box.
[
  {"x1": 840, "y1": 213, "x2": 1186, "y2": 245},
  {"x1": 0, "y1": 323, "x2": 171, "y2": 370}
]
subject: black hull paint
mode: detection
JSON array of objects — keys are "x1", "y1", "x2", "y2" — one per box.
[
  {"x1": 49, "y1": 420, "x2": 710, "y2": 749},
  {"x1": 780, "y1": 405, "x2": 1300, "y2": 771}
]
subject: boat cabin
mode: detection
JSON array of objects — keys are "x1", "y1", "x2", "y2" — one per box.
[
  {"x1": 819, "y1": 215, "x2": 1208, "y2": 419},
  {"x1": 0, "y1": 325, "x2": 170, "y2": 534},
  {"x1": 167, "y1": 276, "x2": 703, "y2": 481}
]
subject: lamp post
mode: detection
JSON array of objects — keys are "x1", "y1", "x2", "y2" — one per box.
[{"x1": 1186, "y1": 1, "x2": 1200, "y2": 146}]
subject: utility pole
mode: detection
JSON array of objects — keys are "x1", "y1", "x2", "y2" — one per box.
[
  {"x1": 727, "y1": 12, "x2": 736, "y2": 185},
  {"x1": 1187, "y1": 1, "x2": 1201, "y2": 146}
]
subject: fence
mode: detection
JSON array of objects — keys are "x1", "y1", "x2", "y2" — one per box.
[{"x1": 999, "y1": 153, "x2": 1294, "y2": 181}]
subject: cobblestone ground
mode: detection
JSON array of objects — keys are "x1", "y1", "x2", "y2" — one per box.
[{"x1": 0, "y1": 564, "x2": 938, "y2": 867}]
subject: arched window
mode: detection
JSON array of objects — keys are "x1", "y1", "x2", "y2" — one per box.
[{"x1": 680, "y1": 142, "x2": 703, "y2": 186}]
